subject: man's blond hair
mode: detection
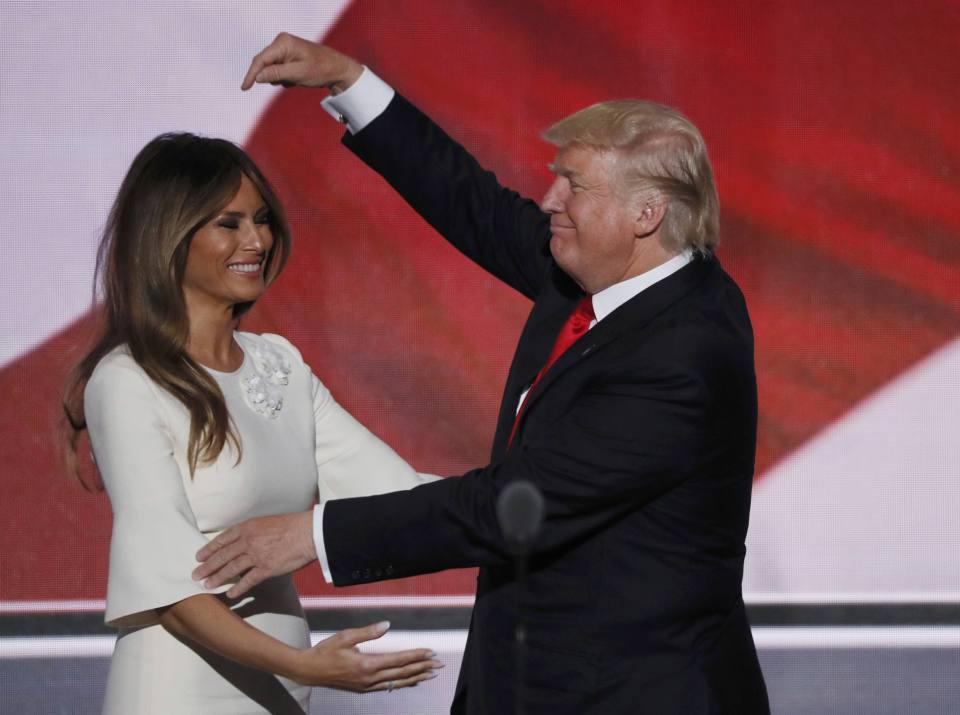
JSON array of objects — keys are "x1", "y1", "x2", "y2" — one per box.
[{"x1": 543, "y1": 100, "x2": 719, "y2": 254}]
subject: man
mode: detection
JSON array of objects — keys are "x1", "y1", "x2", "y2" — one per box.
[{"x1": 195, "y1": 33, "x2": 770, "y2": 714}]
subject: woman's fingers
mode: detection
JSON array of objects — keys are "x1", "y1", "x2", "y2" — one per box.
[
  {"x1": 361, "y1": 647, "x2": 438, "y2": 671},
  {"x1": 304, "y1": 624, "x2": 442, "y2": 692},
  {"x1": 338, "y1": 620, "x2": 391, "y2": 646},
  {"x1": 368, "y1": 658, "x2": 443, "y2": 686},
  {"x1": 368, "y1": 669, "x2": 440, "y2": 692},
  {"x1": 358, "y1": 650, "x2": 442, "y2": 692}
]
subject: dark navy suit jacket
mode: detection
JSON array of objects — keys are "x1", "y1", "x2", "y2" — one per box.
[{"x1": 322, "y1": 94, "x2": 770, "y2": 714}]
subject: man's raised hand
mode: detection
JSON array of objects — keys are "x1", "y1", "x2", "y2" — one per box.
[{"x1": 241, "y1": 32, "x2": 362, "y2": 93}]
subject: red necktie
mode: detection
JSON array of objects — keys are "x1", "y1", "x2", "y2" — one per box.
[{"x1": 509, "y1": 295, "x2": 595, "y2": 446}]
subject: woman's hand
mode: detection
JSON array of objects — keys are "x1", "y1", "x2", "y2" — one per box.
[
  {"x1": 288, "y1": 621, "x2": 442, "y2": 692},
  {"x1": 241, "y1": 33, "x2": 363, "y2": 94}
]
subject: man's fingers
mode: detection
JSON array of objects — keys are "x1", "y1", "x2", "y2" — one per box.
[
  {"x1": 241, "y1": 52, "x2": 267, "y2": 90},
  {"x1": 224, "y1": 554, "x2": 254, "y2": 580},
  {"x1": 202, "y1": 554, "x2": 252, "y2": 590},
  {"x1": 241, "y1": 47, "x2": 273, "y2": 90},
  {"x1": 340, "y1": 621, "x2": 391, "y2": 646},
  {"x1": 241, "y1": 53, "x2": 281, "y2": 90},
  {"x1": 195, "y1": 527, "x2": 240, "y2": 562},
  {"x1": 253, "y1": 61, "x2": 299, "y2": 86},
  {"x1": 241, "y1": 32, "x2": 307, "y2": 90},
  {"x1": 241, "y1": 35, "x2": 292, "y2": 89},
  {"x1": 256, "y1": 60, "x2": 313, "y2": 86},
  {"x1": 193, "y1": 537, "x2": 246, "y2": 581},
  {"x1": 225, "y1": 565, "x2": 269, "y2": 599}
]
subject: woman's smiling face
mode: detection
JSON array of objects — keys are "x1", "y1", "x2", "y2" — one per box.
[{"x1": 181, "y1": 174, "x2": 274, "y2": 314}]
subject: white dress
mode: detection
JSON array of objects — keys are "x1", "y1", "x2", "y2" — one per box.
[{"x1": 85, "y1": 332, "x2": 434, "y2": 714}]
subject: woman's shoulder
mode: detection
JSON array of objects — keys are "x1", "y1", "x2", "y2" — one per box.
[
  {"x1": 84, "y1": 345, "x2": 166, "y2": 413},
  {"x1": 87, "y1": 345, "x2": 145, "y2": 388},
  {"x1": 235, "y1": 331, "x2": 309, "y2": 370}
]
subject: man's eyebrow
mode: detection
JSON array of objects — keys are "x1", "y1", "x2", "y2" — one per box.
[{"x1": 547, "y1": 163, "x2": 577, "y2": 178}]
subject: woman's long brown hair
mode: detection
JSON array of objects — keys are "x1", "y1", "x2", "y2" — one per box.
[{"x1": 62, "y1": 133, "x2": 291, "y2": 490}]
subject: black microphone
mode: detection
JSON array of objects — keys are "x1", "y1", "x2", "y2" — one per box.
[
  {"x1": 496, "y1": 480, "x2": 544, "y2": 553},
  {"x1": 496, "y1": 480, "x2": 544, "y2": 715}
]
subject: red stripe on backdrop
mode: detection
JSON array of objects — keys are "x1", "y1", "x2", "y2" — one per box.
[{"x1": 3, "y1": 0, "x2": 959, "y2": 600}]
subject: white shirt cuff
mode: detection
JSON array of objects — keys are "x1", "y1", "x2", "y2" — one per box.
[
  {"x1": 320, "y1": 66, "x2": 395, "y2": 135},
  {"x1": 313, "y1": 503, "x2": 334, "y2": 583}
]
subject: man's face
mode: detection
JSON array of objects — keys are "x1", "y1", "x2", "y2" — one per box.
[{"x1": 541, "y1": 145, "x2": 640, "y2": 294}]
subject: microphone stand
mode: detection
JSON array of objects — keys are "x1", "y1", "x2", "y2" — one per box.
[
  {"x1": 513, "y1": 537, "x2": 530, "y2": 715},
  {"x1": 496, "y1": 480, "x2": 544, "y2": 715}
]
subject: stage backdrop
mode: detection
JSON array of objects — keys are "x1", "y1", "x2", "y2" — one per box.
[{"x1": 2, "y1": 0, "x2": 958, "y2": 621}]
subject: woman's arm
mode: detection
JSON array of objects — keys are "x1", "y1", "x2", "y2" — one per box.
[
  {"x1": 193, "y1": 351, "x2": 441, "y2": 596},
  {"x1": 311, "y1": 372, "x2": 437, "y2": 500},
  {"x1": 158, "y1": 594, "x2": 438, "y2": 690}
]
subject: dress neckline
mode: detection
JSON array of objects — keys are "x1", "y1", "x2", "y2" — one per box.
[{"x1": 197, "y1": 335, "x2": 247, "y2": 377}]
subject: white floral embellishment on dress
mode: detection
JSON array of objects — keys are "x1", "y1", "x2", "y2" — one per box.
[{"x1": 239, "y1": 339, "x2": 291, "y2": 419}]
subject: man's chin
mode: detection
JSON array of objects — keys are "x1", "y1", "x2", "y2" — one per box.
[
  {"x1": 548, "y1": 232, "x2": 565, "y2": 256},
  {"x1": 549, "y1": 237, "x2": 582, "y2": 287}
]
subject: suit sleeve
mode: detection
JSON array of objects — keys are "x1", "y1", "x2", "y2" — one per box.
[
  {"x1": 85, "y1": 355, "x2": 227, "y2": 627},
  {"x1": 343, "y1": 93, "x2": 552, "y2": 301},
  {"x1": 322, "y1": 354, "x2": 708, "y2": 584}
]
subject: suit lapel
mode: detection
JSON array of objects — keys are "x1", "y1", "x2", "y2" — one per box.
[
  {"x1": 507, "y1": 256, "x2": 716, "y2": 445},
  {"x1": 491, "y1": 269, "x2": 581, "y2": 456}
]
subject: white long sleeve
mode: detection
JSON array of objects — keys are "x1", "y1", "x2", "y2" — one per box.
[
  {"x1": 85, "y1": 351, "x2": 229, "y2": 627},
  {"x1": 258, "y1": 334, "x2": 439, "y2": 583}
]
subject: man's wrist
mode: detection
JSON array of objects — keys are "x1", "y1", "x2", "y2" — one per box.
[
  {"x1": 320, "y1": 66, "x2": 395, "y2": 134},
  {"x1": 300, "y1": 510, "x2": 318, "y2": 561},
  {"x1": 329, "y1": 60, "x2": 363, "y2": 95}
]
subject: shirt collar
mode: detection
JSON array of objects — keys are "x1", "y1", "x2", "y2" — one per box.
[{"x1": 591, "y1": 250, "x2": 694, "y2": 323}]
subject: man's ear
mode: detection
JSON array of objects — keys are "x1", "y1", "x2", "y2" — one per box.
[{"x1": 634, "y1": 199, "x2": 667, "y2": 238}]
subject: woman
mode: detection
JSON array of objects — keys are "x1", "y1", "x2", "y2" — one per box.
[{"x1": 62, "y1": 133, "x2": 441, "y2": 713}]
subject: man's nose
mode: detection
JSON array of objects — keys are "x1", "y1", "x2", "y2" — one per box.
[{"x1": 540, "y1": 177, "x2": 568, "y2": 213}]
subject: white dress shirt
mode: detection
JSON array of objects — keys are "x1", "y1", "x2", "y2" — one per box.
[{"x1": 312, "y1": 68, "x2": 693, "y2": 582}]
